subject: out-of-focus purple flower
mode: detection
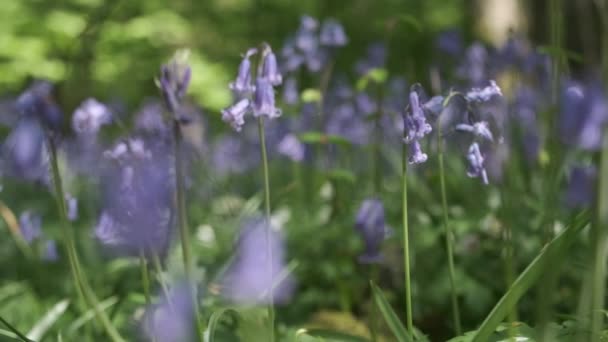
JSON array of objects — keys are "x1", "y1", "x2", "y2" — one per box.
[
  {"x1": 282, "y1": 77, "x2": 299, "y2": 105},
  {"x1": 465, "y1": 80, "x2": 502, "y2": 103},
  {"x1": 230, "y1": 48, "x2": 257, "y2": 95},
  {"x1": 458, "y1": 43, "x2": 489, "y2": 86},
  {"x1": 295, "y1": 16, "x2": 319, "y2": 53},
  {"x1": 253, "y1": 78, "x2": 281, "y2": 119},
  {"x1": 66, "y1": 195, "x2": 78, "y2": 221},
  {"x1": 512, "y1": 86, "x2": 541, "y2": 161},
  {"x1": 135, "y1": 100, "x2": 169, "y2": 136},
  {"x1": 72, "y1": 98, "x2": 113, "y2": 135},
  {"x1": 2, "y1": 117, "x2": 49, "y2": 183},
  {"x1": 355, "y1": 92, "x2": 377, "y2": 116},
  {"x1": 320, "y1": 19, "x2": 348, "y2": 47},
  {"x1": 143, "y1": 282, "x2": 194, "y2": 342},
  {"x1": 43, "y1": 240, "x2": 59, "y2": 262},
  {"x1": 355, "y1": 42, "x2": 387, "y2": 76},
  {"x1": 422, "y1": 95, "x2": 445, "y2": 118},
  {"x1": 222, "y1": 98, "x2": 250, "y2": 132},
  {"x1": 277, "y1": 134, "x2": 305, "y2": 162},
  {"x1": 466, "y1": 142, "x2": 488, "y2": 185},
  {"x1": 159, "y1": 53, "x2": 191, "y2": 113},
  {"x1": 211, "y1": 135, "x2": 258, "y2": 174},
  {"x1": 455, "y1": 121, "x2": 494, "y2": 142},
  {"x1": 19, "y1": 211, "x2": 42, "y2": 243},
  {"x1": 95, "y1": 139, "x2": 173, "y2": 257},
  {"x1": 355, "y1": 198, "x2": 389, "y2": 264},
  {"x1": 436, "y1": 30, "x2": 463, "y2": 57},
  {"x1": 408, "y1": 140, "x2": 428, "y2": 164},
  {"x1": 221, "y1": 217, "x2": 294, "y2": 304},
  {"x1": 326, "y1": 103, "x2": 369, "y2": 145},
  {"x1": 261, "y1": 45, "x2": 282, "y2": 86},
  {"x1": 565, "y1": 165, "x2": 597, "y2": 208},
  {"x1": 16, "y1": 81, "x2": 63, "y2": 130},
  {"x1": 560, "y1": 81, "x2": 608, "y2": 151}
]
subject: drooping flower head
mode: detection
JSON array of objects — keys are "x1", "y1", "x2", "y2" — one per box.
[
  {"x1": 16, "y1": 81, "x2": 63, "y2": 131},
  {"x1": 565, "y1": 165, "x2": 597, "y2": 208},
  {"x1": 465, "y1": 80, "x2": 503, "y2": 103},
  {"x1": 142, "y1": 282, "x2": 195, "y2": 342},
  {"x1": 560, "y1": 81, "x2": 608, "y2": 151},
  {"x1": 221, "y1": 216, "x2": 294, "y2": 304},
  {"x1": 320, "y1": 18, "x2": 348, "y2": 47},
  {"x1": 2, "y1": 116, "x2": 49, "y2": 184},
  {"x1": 277, "y1": 133, "x2": 305, "y2": 162},
  {"x1": 19, "y1": 211, "x2": 42, "y2": 243},
  {"x1": 260, "y1": 44, "x2": 282, "y2": 86},
  {"x1": 221, "y1": 98, "x2": 250, "y2": 132},
  {"x1": 402, "y1": 84, "x2": 434, "y2": 164},
  {"x1": 253, "y1": 78, "x2": 281, "y2": 119},
  {"x1": 158, "y1": 51, "x2": 192, "y2": 114},
  {"x1": 230, "y1": 48, "x2": 257, "y2": 95},
  {"x1": 94, "y1": 138, "x2": 174, "y2": 257},
  {"x1": 72, "y1": 98, "x2": 113, "y2": 135},
  {"x1": 466, "y1": 142, "x2": 488, "y2": 185},
  {"x1": 355, "y1": 198, "x2": 390, "y2": 264}
]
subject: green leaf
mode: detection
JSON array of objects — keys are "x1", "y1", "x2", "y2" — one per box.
[
  {"x1": 397, "y1": 15, "x2": 423, "y2": 33},
  {"x1": 471, "y1": 210, "x2": 591, "y2": 342},
  {"x1": 370, "y1": 282, "x2": 413, "y2": 342},
  {"x1": 27, "y1": 299, "x2": 70, "y2": 341},
  {"x1": 296, "y1": 328, "x2": 370, "y2": 341},
  {"x1": 0, "y1": 316, "x2": 34, "y2": 342},
  {"x1": 299, "y1": 132, "x2": 351, "y2": 146},
  {"x1": 207, "y1": 308, "x2": 239, "y2": 342},
  {"x1": 327, "y1": 169, "x2": 356, "y2": 184},
  {"x1": 301, "y1": 88, "x2": 322, "y2": 103},
  {"x1": 537, "y1": 46, "x2": 584, "y2": 63},
  {"x1": 356, "y1": 68, "x2": 388, "y2": 90},
  {"x1": 67, "y1": 296, "x2": 118, "y2": 334}
]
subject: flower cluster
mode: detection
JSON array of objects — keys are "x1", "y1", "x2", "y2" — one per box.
[
  {"x1": 354, "y1": 198, "x2": 390, "y2": 264},
  {"x1": 222, "y1": 44, "x2": 283, "y2": 132}
]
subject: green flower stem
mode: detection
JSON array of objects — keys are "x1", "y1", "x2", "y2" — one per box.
[
  {"x1": 437, "y1": 128, "x2": 462, "y2": 335},
  {"x1": 401, "y1": 143, "x2": 414, "y2": 334},
  {"x1": 258, "y1": 117, "x2": 275, "y2": 342},
  {"x1": 48, "y1": 137, "x2": 125, "y2": 342},
  {"x1": 590, "y1": 129, "x2": 608, "y2": 341},
  {"x1": 172, "y1": 121, "x2": 205, "y2": 340},
  {"x1": 140, "y1": 252, "x2": 151, "y2": 307}
]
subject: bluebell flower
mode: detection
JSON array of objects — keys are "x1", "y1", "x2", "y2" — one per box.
[
  {"x1": 143, "y1": 282, "x2": 194, "y2": 342},
  {"x1": 403, "y1": 87, "x2": 432, "y2": 144},
  {"x1": 221, "y1": 217, "x2": 294, "y2": 304},
  {"x1": 72, "y1": 98, "x2": 113, "y2": 135},
  {"x1": 326, "y1": 103, "x2": 369, "y2": 145},
  {"x1": 16, "y1": 81, "x2": 63, "y2": 131},
  {"x1": 565, "y1": 165, "x2": 596, "y2": 208},
  {"x1": 95, "y1": 139, "x2": 174, "y2": 257},
  {"x1": 222, "y1": 98, "x2": 250, "y2": 132},
  {"x1": 2, "y1": 116, "x2": 49, "y2": 183},
  {"x1": 466, "y1": 142, "x2": 488, "y2": 185},
  {"x1": 277, "y1": 134, "x2": 304, "y2": 162},
  {"x1": 19, "y1": 211, "x2": 42, "y2": 243},
  {"x1": 66, "y1": 195, "x2": 78, "y2": 222},
  {"x1": 282, "y1": 77, "x2": 299, "y2": 105},
  {"x1": 355, "y1": 198, "x2": 389, "y2": 264},
  {"x1": 135, "y1": 100, "x2": 170, "y2": 136},
  {"x1": 261, "y1": 45, "x2": 282, "y2": 86},
  {"x1": 230, "y1": 48, "x2": 257, "y2": 95},
  {"x1": 253, "y1": 78, "x2": 281, "y2": 119},
  {"x1": 455, "y1": 121, "x2": 494, "y2": 142},
  {"x1": 355, "y1": 92, "x2": 377, "y2": 116},
  {"x1": 465, "y1": 80, "x2": 503, "y2": 103},
  {"x1": 211, "y1": 135, "x2": 258, "y2": 174},
  {"x1": 458, "y1": 43, "x2": 489, "y2": 86},
  {"x1": 159, "y1": 52, "x2": 191, "y2": 114},
  {"x1": 560, "y1": 81, "x2": 608, "y2": 151},
  {"x1": 435, "y1": 30, "x2": 463, "y2": 58},
  {"x1": 408, "y1": 140, "x2": 428, "y2": 164},
  {"x1": 355, "y1": 42, "x2": 387, "y2": 76},
  {"x1": 43, "y1": 240, "x2": 59, "y2": 262},
  {"x1": 320, "y1": 19, "x2": 348, "y2": 47},
  {"x1": 295, "y1": 16, "x2": 319, "y2": 53}
]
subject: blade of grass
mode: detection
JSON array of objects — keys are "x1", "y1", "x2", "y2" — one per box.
[
  {"x1": 67, "y1": 296, "x2": 118, "y2": 335},
  {"x1": 26, "y1": 299, "x2": 70, "y2": 340},
  {"x1": 471, "y1": 210, "x2": 591, "y2": 342},
  {"x1": 207, "y1": 308, "x2": 239, "y2": 342},
  {"x1": 298, "y1": 328, "x2": 370, "y2": 342},
  {"x1": 370, "y1": 281, "x2": 413, "y2": 342},
  {"x1": 0, "y1": 316, "x2": 35, "y2": 342}
]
